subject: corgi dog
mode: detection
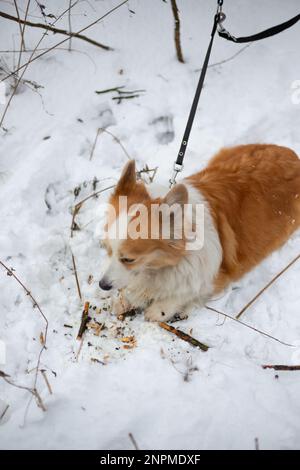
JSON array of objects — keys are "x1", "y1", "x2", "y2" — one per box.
[{"x1": 99, "y1": 144, "x2": 300, "y2": 322}]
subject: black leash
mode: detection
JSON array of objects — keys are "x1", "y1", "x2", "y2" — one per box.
[
  {"x1": 170, "y1": 0, "x2": 300, "y2": 186},
  {"x1": 169, "y1": 1, "x2": 222, "y2": 187},
  {"x1": 218, "y1": 12, "x2": 300, "y2": 43}
]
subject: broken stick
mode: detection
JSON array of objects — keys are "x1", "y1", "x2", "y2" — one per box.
[
  {"x1": 159, "y1": 322, "x2": 209, "y2": 352},
  {"x1": 77, "y1": 301, "x2": 90, "y2": 340},
  {"x1": 262, "y1": 364, "x2": 300, "y2": 371}
]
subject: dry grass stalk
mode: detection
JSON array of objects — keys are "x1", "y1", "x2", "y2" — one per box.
[
  {"x1": 90, "y1": 127, "x2": 131, "y2": 161},
  {"x1": 40, "y1": 369, "x2": 53, "y2": 394},
  {"x1": 236, "y1": 253, "x2": 300, "y2": 319},
  {"x1": 159, "y1": 322, "x2": 209, "y2": 351},
  {"x1": 70, "y1": 184, "x2": 115, "y2": 237}
]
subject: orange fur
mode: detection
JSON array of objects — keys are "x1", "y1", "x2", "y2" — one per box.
[{"x1": 187, "y1": 144, "x2": 300, "y2": 292}]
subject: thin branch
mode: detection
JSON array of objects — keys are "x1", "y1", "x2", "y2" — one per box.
[
  {"x1": 262, "y1": 364, "x2": 300, "y2": 371},
  {"x1": 0, "y1": 0, "x2": 31, "y2": 129},
  {"x1": 128, "y1": 432, "x2": 139, "y2": 450},
  {"x1": 159, "y1": 322, "x2": 209, "y2": 351},
  {"x1": 0, "y1": 372, "x2": 46, "y2": 412},
  {"x1": 1, "y1": 0, "x2": 129, "y2": 83},
  {"x1": 236, "y1": 253, "x2": 300, "y2": 319},
  {"x1": 40, "y1": 369, "x2": 53, "y2": 394},
  {"x1": 13, "y1": 0, "x2": 27, "y2": 52},
  {"x1": 68, "y1": 0, "x2": 72, "y2": 51},
  {"x1": 71, "y1": 184, "x2": 115, "y2": 238},
  {"x1": 71, "y1": 252, "x2": 82, "y2": 300},
  {"x1": 0, "y1": 13, "x2": 46, "y2": 129},
  {"x1": 0, "y1": 404, "x2": 9, "y2": 422},
  {"x1": 77, "y1": 301, "x2": 90, "y2": 339},
  {"x1": 0, "y1": 260, "x2": 49, "y2": 410},
  {"x1": 0, "y1": 0, "x2": 80, "y2": 129},
  {"x1": 0, "y1": 10, "x2": 113, "y2": 51},
  {"x1": 205, "y1": 305, "x2": 295, "y2": 347},
  {"x1": 170, "y1": 0, "x2": 184, "y2": 63}
]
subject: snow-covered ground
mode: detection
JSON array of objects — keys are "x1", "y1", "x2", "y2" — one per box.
[{"x1": 0, "y1": 0, "x2": 300, "y2": 450}]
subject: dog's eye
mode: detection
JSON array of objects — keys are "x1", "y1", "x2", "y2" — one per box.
[{"x1": 120, "y1": 258, "x2": 135, "y2": 264}]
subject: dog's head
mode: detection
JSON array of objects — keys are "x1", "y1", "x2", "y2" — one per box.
[{"x1": 99, "y1": 160, "x2": 189, "y2": 292}]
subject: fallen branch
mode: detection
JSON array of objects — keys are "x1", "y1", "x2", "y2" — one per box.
[
  {"x1": 77, "y1": 301, "x2": 90, "y2": 339},
  {"x1": 0, "y1": 10, "x2": 113, "y2": 51},
  {"x1": 159, "y1": 322, "x2": 209, "y2": 352},
  {"x1": 170, "y1": 0, "x2": 184, "y2": 63},
  {"x1": 236, "y1": 253, "x2": 300, "y2": 319},
  {"x1": 262, "y1": 364, "x2": 300, "y2": 371}
]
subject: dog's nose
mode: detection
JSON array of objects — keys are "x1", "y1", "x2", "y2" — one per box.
[{"x1": 99, "y1": 278, "x2": 113, "y2": 291}]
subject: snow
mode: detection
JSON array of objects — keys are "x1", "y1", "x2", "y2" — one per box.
[{"x1": 0, "y1": 0, "x2": 300, "y2": 450}]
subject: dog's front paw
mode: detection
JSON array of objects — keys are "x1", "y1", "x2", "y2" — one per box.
[
  {"x1": 144, "y1": 301, "x2": 180, "y2": 322},
  {"x1": 112, "y1": 292, "x2": 132, "y2": 317}
]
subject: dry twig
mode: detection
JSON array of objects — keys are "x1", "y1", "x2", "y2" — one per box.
[
  {"x1": 0, "y1": 371, "x2": 46, "y2": 412},
  {"x1": 68, "y1": 0, "x2": 72, "y2": 51},
  {"x1": 0, "y1": 10, "x2": 113, "y2": 51},
  {"x1": 40, "y1": 369, "x2": 53, "y2": 394},
  {"x1": 0, "y1": 0, "x2": 77, "y2": 129},
  {"x1": 128, "y1": 432, "x2": 139, "y2": 450},
  {"x1": 71, "y1": 252, "x2": 82, "y2": 300},
  {"x1": 236, "y1": 253, "x2": 300, "y2": 319},
  {"x1": 262, "y1": 364, "x2": 300, "y2": 371},
  {"x1": 0, "y1": 404, "x2": 10, "y2": 422},
  {"x1": 1, "y1": 0, "x2": 129, "y2": 83},
  {"x1": 71, "y1": 184, "x2": 116, "y2": 237},
  {"x1": 170, "y1": 0, "x2": 184, "y2": 63},
  {"x1": 205, "y1": 305, "x2": 294, "y2": 347},
  {"x1": 77, "y1": 301, "x2": 90, "y2": 339},
  {"x1": 159, "y1": 322, "x2": 209, "y2": 351},
  {"x1": 0, "y1": 260, "x2": 49, "y2": 411}
]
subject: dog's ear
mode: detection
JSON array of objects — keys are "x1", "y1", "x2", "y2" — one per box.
[
  {"x1": 164, "y1": 184, "x2": 188, "y2": 207},
  {"x1": 115, "y1": 160, "x2": 136, "y2": 194}
]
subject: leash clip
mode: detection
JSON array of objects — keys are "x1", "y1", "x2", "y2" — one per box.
[
  {"x1": 217, "y1": 9, "x2": 238, "y2": 42},
  {"x1": 217, "y1": 0, "x2": 224, "y2": 15},
  {"x1": 169, "y1": 162, "x2": 184, "y2": 188}
]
